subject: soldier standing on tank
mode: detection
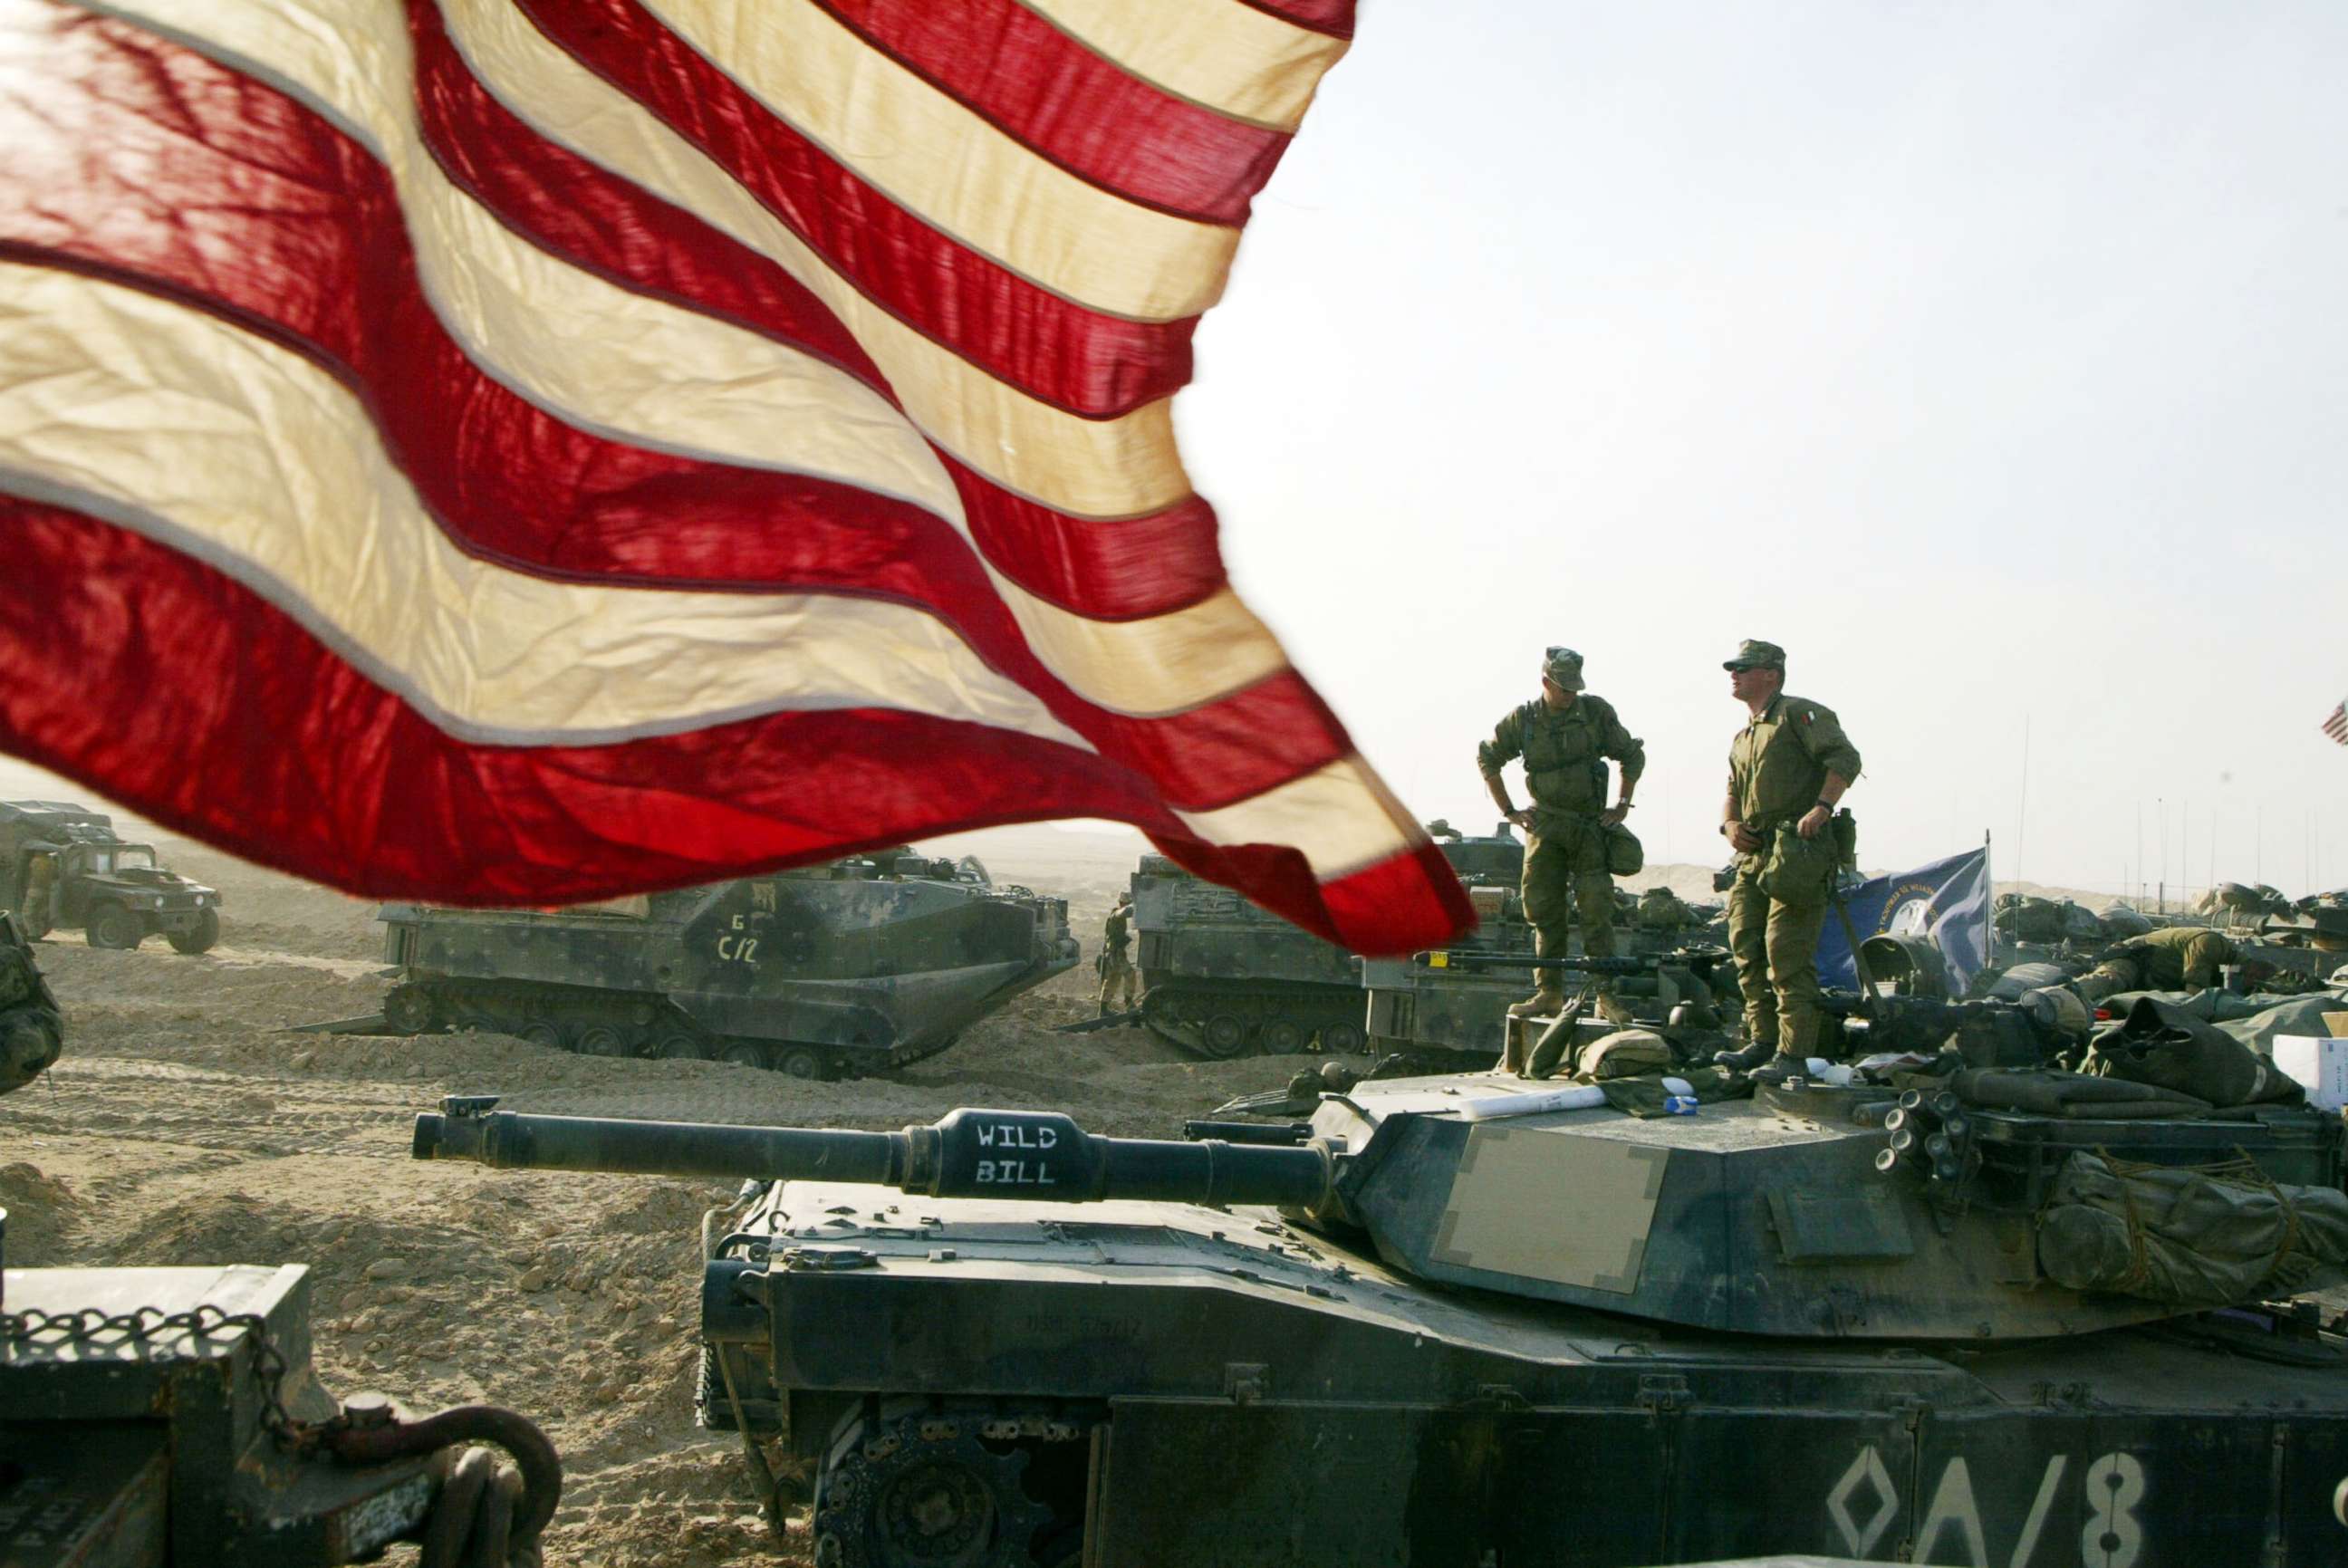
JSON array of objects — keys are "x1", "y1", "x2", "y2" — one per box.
[
  {"x1": 1713, "y1": 640, "x2": 1862, "y2": 1084},
  {"x1": 1097, "y1": 891, "x2": 1138, "y2": 1017},
  {"x1": 1477, "y1": 647, "x2": 1644, "y2": 1023}
]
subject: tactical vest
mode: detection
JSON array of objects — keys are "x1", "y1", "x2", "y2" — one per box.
[
  {"x1": 1104, "y1": 909, "x2": 1131, "y2": 953},
  {"x1": 1731, "y1": 698, "x2": 1828, "y2": 827},
  {"x1": 1515, "y1": 699, "x2": 1608, "y2": 813}
]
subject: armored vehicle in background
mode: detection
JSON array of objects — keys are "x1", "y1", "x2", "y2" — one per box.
[
  {"x1": 374, "y1": 851, "x2": 1077, "y2": 1078},
  {"x1": 0, "y1": 799, "x2": 222, "y2": 953},
  {"x1": 1130, "y1": 822, "x2": 1524, "y2": 1059},
  {"x1": 417, "y1": 1071, "x2": 2348, "y2": 1567},
  {"x1": 0, "y1": 910, "x2": 63, "y2": 1092},
  {"x1": 2, "y1": 1257, "x2": 559, "y2": 1566}
]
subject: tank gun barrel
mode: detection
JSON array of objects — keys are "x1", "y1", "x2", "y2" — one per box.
[
  {"x1": 1416, "y1": 947, "x2": 1718, "y2": 976},
  {"x1": 413, "y1": 1097, "x2": 1333, "y2": 1208}
]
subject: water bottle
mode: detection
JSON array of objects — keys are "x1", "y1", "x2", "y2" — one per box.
[{"x1": 1663, "y1": 1094, "x2": 1699, "y2": 1116}]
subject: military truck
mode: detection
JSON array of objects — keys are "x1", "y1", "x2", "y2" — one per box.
[
  {"x1": 370, "y1": 851, "x2": 1078, "y2": 1078},
  {"x1": 0, "y1": 799, "x2": 223, "y2": 953},
  {"x1": 1129, "y1": 822, "x2": 1525, "y2": 1059},
  {"x1": 416, "y1": 1057, "x2": 2348, "y2": 1566},
  {"x1": 3, "y1": 1256, "x2": 560, "y2": 1566}
]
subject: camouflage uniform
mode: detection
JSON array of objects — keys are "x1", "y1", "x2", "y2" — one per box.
[
  {"x1": 1477, "y1": 658, "x2": 1644, "y2": 973},
  {"x1": 1722, "y1": 648, "x2": 1862, "y2": 1059},
  {"x1": 1096, "y1": 899, "x2": 1138, "y2": 1015},
  {"x1": 2088, "y1": 926, "x2": 2239, "y2": 994},
  {"x1": 0, "y1": 911, "x2": 63, "y2": 1094}
]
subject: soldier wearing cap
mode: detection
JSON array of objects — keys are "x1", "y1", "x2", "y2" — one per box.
[
  {"x1": 1715, "y1": 640, "x2": 1862, "y2": 1082},
  {"x1": 1477, "y1": 647, "x2": 1645, "y2": 1021},
  {"x1": 1097, "y1": 891, "x2": 1138, "y2": 1017}
]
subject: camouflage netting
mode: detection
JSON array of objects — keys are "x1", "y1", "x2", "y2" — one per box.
[{"x1": 2038, "y1": 1153, "x2": 2348, "y2": 1306}]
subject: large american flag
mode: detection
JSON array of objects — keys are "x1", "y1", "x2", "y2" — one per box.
[{"x1": 0, "y1": 0, "x2": 1470, "y2": 952}]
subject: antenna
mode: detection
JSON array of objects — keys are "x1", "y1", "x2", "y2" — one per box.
[{"x1": 2013, "y1": 717, "x2": 2029, "y2": 895}]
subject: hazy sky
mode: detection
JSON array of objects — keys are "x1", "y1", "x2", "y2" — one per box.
[
  {"x1": 5, "y1": 3, "x2": 2343, "y2": 904},
  {"x1": 1180, "y1": 0, "x2": 2348, "y2": 899}
]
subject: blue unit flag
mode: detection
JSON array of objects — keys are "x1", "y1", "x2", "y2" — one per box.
[{"x1": 1815, "y1": 847, "x2": 1991, "y2": 992}]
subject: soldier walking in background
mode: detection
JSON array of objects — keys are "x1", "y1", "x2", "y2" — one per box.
[
  {"x1": 1713, "y1": 640, "x2": 1862, "y2": 1083},
  {"x1": 1097, "y1": 891, "x2": 1138, "y2": 1016},
  {"x1": 1477, "y1": 647, "x2": 1645, "y2": 1023}
]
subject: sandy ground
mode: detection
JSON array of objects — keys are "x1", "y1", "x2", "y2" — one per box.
[{"x1": 0, "y1": 839, "x2": 1298, "y2": 1568}]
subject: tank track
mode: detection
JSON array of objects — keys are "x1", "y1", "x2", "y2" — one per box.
[
  {"x1": 811, "y1": 1398, "x2": 1093, "y2": 1568},
  {"x1": 380, "y1": 975, "x2": 959, "y2": 1081},
  {"x1": 1136, "y1": 980, "x2": 1371, "y2": 1061}
]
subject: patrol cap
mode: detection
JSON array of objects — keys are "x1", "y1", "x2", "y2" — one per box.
[
  {"x1": 1723, "y1": 638, "x2": 1785, "y2": 671},
  {"x1": 1540, "y1": 646, "x2": 1586, "y2": 690}
]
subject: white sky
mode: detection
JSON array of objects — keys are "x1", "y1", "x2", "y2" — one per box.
[
  {"x1": 5, "y1": 3, "x2": 2343, "y2": 903},
  {"x1": 1181, "y1": 0, "x2": 2348, "y2": 899}
]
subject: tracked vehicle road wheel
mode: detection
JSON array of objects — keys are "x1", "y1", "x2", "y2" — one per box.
[
  {"x1": 86, "y1": 904, "x2": 143, "y2": 950},
  {"x1": 575, "y1": 1024, "x2": 630, "y2": 1057},
  {"x1": 653, "y1": 1030, "x2": 711, "y2": 1060},
  {"x1": 519, "y1": 1019, "x2": 566, "y2": 1051},
  {"x1": 167, "y1": 908, "x2": 220, "y2": 955},
  {"x1": 383, "y1": 985, "x2": 439, "y2": 1034},
  {"x1": 1199, "y1": 1013, "x2": 1248, "y2": 1059},
  {"x1": 775, "y1": 1044, "x2": 826, "y2": 1080},
  {"x1": 1322, "y1": 1020, "x2": 1365, "y2": 1054},
  {"x1": 717, "y1": 1039, "x2": 772, "y2": 1071},
  {"x1": 1259, "y1": 1017, "x2": 1305, "y2": 1054},
  {"x1": 813, "y1": 1402, "x2": 1088, "y2": 1568}
]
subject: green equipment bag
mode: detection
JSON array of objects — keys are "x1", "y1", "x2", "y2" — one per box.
[
  {"x1": 1756, "y1": 822, "x2": 1836, "y2": 905},
  {"x1": 1603, "y1": 822, "x2": 1644, "y2": 877}
]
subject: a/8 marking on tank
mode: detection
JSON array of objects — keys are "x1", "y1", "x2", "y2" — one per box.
[{"x1": 1827, "y1": 1445, "x2": 2144, "y2": 1565}]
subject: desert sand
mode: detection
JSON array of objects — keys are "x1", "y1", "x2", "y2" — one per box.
[{"x1": 1, "y1": 833, "x2": 1302, "y2": 1567}]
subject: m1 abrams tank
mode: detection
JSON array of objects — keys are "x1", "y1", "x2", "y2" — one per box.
[
  {"x1": 1129, "y1": 822, "x2": 1524, "y2": 1059},
  {"x1": 415, "y1": 1065, "x2": 2348, "y2": 1567},
  {"x1": 2, "y1": 1254, "x2": 561, "y2": 1566},
  {"x1": 371, "y1": 852, "x2": 1077, "y2": 1079}
]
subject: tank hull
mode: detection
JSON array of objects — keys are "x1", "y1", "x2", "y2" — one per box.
[
  {"x1": 715, "y1": 1182, "x2": 2348, "y2": 1567},
  {"x1": 1128, "y1": 832, "x2": 1525, "y2": 1061},
  {"x1": 378, "y1": 868, "x2": 1075, "y2": 1077}
]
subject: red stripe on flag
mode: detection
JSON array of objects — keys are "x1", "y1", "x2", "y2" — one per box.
[
  {"x1": 1236, "y1": 0, "x2": 1359, "y2": 40},
  {"x1": 0, "y1": 499, "x2": 1463, "y2": 950},
  {"x1": 2324, "y1": 703, "x2": 2348, "y2": 745},
  {"x1": 0, "y1": 10, "x2": 1226, "y2": 622},
  {"x1": 811, "y1": 0, "x2": 1292, "y2": 226},
  {"x1": 508, "y1": 0, "x2": 1198, "y2": 421}
]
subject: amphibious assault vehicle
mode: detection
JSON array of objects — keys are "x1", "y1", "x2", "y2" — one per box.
[
  {"x1": 0, "y1": 799, "x2": 222, "y2": 953},
  {"x1": 1, "y1": 1257, "x2": 561, "y2": 1566},
  {"x1": 414, "y1": 1045, "x2": 2348, "y2": 1567},
  {"x1": 370, "y1": 853, "x2": 1077, "y2": 1079},
  {"x1": 1129, "y1": 822, "x2": 1525, "y2": 1059}
]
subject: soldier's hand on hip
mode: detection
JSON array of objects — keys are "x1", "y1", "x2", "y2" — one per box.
[
  {"x1": 1600, "y1": 805, "x2": 1630, "y2": 827},
  {"x1": 1505, "y1": 809, "x2": 1534, "y2": 831},
  {"x1": 1726, "y1": 822, "x2": 1763, "y2": 853},
  {"x1": 1796, "y1": 805, "x2": 1831, "y2": 840}
]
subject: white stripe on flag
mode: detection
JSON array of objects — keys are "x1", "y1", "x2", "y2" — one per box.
[
  {"x1": 640, "y1": 0, "x2": 1239, "y2": 318},
  {"x1": 1175, "y1": 756, "x2": 1419, "y2": 881},
  {"x1": 0, "y1": 262, "x2": 1087, "y2": 748},
  {"x1": 1025, "y1": 0, "x2": 1351, "y2": 130}
]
